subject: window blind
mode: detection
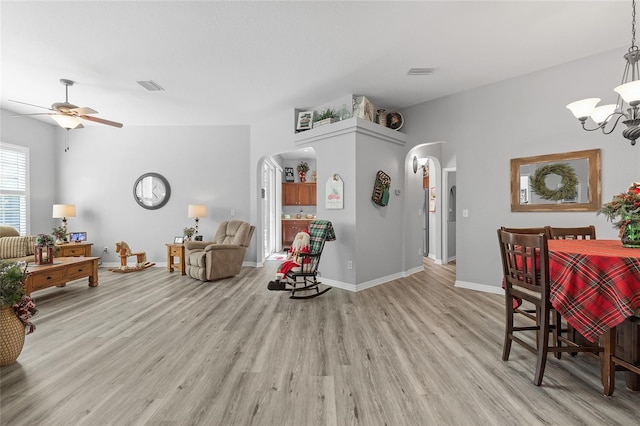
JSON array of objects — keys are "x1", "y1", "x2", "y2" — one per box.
[{"x1": 0, "y1": 143, "x2": 29, "y2": 235}]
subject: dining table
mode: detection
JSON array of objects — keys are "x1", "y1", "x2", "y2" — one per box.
[{"x1": 548, "y1": 239, "x2": 640, "y2": 396}]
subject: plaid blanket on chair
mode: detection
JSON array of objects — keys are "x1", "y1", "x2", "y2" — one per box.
[{"x1": 308, "y1": 220, "x2": 336, "y2": 253}]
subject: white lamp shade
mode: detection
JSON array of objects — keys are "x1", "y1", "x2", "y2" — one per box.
[
  {"x1": 52, "y1": 204, "x2": 76, "y2": 218},
  {"x1": 51, "y1": 115, "x2": 83, "y2": 129},
  {"x1": 417, "y1": 158, "x2": 429, "y2": 166},
  {"x1": 614, "y1": 80, "x2": 640, "y2": 105},
  {"x1": 566, "y1": 98, "x2": 600, "y2": 119},
  {"x1": 188, "y1": 204, "x2": 207, "y2": 218},
  {"x1": 590, "y1": 104, "x2": 617, "y2": 124}
]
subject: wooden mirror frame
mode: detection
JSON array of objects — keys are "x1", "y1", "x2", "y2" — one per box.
[{"x1": 510, "y1": 149, "x2": 601, "y2": 212}]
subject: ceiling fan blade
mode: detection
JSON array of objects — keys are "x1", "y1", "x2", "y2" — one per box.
[
  {"x1": 9, "y1": 99, "x2": 53, "y2": 111},
  {"x1": 80, "y1": 114, "x2": 123, "y2": 128},
  {"x1": 12, "y1": 112, "x2": 56, "y2": 117},
  {"x1": 71, "y1": 107, "x2": 98, "y2": 115}
]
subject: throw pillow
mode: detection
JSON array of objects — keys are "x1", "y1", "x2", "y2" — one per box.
[
  {"x1": 25, "y1": 236, "x2": 38, "y2": 255},
  {"x1": 0, "y1": 236, "x2": 28, "y2": 259}
]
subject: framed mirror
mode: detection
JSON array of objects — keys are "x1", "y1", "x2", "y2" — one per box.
[{"x1": 510, "y1": 149, "x2": 601, "y2": 212}]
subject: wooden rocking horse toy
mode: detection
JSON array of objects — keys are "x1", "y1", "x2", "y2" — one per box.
[{"x1": 108, "y1": 241, "x2": 155, "y2": 273}]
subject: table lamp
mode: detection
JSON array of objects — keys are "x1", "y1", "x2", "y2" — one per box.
[
  {"x1": 188, "y1": 204, "x2": 207, "y2": 235},
  {"x1": 52, "y1": 204, "x2": 76, "y2": 233}
]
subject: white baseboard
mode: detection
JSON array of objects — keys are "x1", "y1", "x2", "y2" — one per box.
[{"x1": 454, "y1": 280, "x2": 503, "y2": 295}]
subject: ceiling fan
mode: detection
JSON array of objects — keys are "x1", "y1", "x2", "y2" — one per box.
[{"x1": 10, "y1": 79, "x2": 123, "y2": 129}]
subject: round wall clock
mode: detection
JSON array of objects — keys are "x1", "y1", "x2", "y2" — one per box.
[{"x1": 133, "y1": 172, "x2": 171, "y2": 210}]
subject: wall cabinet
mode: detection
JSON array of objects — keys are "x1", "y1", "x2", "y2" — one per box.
[
  {"x1": 282, "y1": 219, "x2": 313, "y2": 248},
  {"x1": 282, "y1": 183, "x2": 316, "y2": 206}
]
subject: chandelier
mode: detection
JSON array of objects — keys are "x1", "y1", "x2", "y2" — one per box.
[{"x1": 567, "y1": 0, "x2": 640, "y2": 146}]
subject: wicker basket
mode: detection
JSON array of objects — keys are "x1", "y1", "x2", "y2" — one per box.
[{"x1": 0, "y1": 305, "x2": 25, "y2": 366}]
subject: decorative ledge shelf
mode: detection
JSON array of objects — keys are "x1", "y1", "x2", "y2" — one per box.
[{"x1": 294, "y1": 117, "x2": 407, "y2": 146}]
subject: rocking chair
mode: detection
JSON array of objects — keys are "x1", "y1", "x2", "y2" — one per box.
[{"x1": 283, "y1": 219, "x2": 336, "y2": 299}]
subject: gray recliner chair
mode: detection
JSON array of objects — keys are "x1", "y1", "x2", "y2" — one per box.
[{"x1": 184, "y1": 220, "x2": 255, "y2": 281}]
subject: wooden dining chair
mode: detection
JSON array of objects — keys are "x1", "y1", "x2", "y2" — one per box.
[
  {"x1": 497, "y1": 229, "x2": 602, "y2": 386},
  {"x1": 546, "y1": 225, "x2": 596, "y2": 240},
  {"x1": 500, "y1": 226, "x2": 558, "y2": 350}
]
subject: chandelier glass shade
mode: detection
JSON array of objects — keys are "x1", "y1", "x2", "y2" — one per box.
[{"x1": 567, "y1": 0, "x2": 640, "y2": 146}]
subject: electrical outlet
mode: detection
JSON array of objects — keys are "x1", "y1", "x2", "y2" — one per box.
[
  {"x1": 347, "y1": 261, "x2": 353, "y2": 270},
  {"x1": 103, "y1": 247, "x2": 108, "y2": 253},
  {"x1": 230, "y1": 209, "x2": 236, "y2": 217}
]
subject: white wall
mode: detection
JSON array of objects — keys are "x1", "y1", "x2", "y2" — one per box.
[
  {"x1": 1, "y1": 108, "x2": 57, "y2": 235},
  {"x1": 401, "y1": 47, "x2": 640, "y2": 292},
  {"x1": 2, "y1": 117, "x2": 252, "y2": 265}
]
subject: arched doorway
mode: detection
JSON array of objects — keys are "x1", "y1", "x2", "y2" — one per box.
[{"x1": 405, "y1": 143, "x2": 448, "y2": 268}]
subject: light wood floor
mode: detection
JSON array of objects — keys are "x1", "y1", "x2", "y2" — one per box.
[{"x1": 1, "y1": 259, "x2": 638, "y2": 425}]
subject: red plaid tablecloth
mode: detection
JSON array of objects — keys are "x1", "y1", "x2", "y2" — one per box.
[{"x1": 548, "y1": 239, "x2": 640, "y2": 342}]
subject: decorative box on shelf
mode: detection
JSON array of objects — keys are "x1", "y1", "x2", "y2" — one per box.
[
  {"x1": 313, "y1": 117, "x2": 338, "y2": 128},
  {"x1": 352, "y1": 95, "x2": 374, "y2": 121}
]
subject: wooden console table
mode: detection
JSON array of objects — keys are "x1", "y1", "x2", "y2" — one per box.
[
  {"x1": 166, "y1": 243, "x2": 185, "y2": 275},
  {"x1": 56, "y1": 242, "x2": 93, "y2": 257},
  {"x1": 24, "y1": 257, "x2": 99, "y2": 295}
]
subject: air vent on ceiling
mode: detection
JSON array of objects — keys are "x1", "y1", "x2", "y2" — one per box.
[
  {"x1": 137, "y1": 80, "x2": 165, "y2": 91},
  {"x1": 408, "y1": 68, "x2": 435, "y2": 76}
]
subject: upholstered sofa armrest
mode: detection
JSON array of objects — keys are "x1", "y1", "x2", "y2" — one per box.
[
  {"x1": 184, "y1": 241, "x2": 212, "y2": 251},
  {"x1": 203, "y1": 243, "x2": 244, "y2": 253}
]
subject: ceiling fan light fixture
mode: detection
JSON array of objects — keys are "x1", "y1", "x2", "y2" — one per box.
[
  {"x1": 137, "y1": 80, "x2": 164, "y2": 91},
  {"x1": 51, "y1": 114, "x2": 82, "y2": 129}
]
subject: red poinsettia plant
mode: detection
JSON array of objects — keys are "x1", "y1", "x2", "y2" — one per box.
[{"x1": 599, "y1": 182, "x2": 640, "y2": 236}]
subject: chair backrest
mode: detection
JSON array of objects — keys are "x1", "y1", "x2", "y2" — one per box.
[
  {"x1": 497, "y1": 229, "x2": 550, "y2": 299},
  {"x1": 213, "y1": 220, "x2": 255, "y2": 247},
  {"x1": 500, "y1": 226, "x2": 550, "y2": 238},
  {"x1": 307, "y1": 220, "x2": 336, "y2": 254},
  {"x1": 297, "y1": 220, "x2": 335, "y2": 274},
  {"x1": 546, "y1": 225, "x2": 596, "y2": 240}
]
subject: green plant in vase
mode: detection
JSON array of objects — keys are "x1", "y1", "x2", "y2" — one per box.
[
  {"x1": 0, "y1": 261, "x2": 28, "y2": 308},
  {"x1": 183, "y1": 227, "x2": 195, "y2": 241},
  {"x1": 599, "y1": 182, "x2": 640, "y2": 247},
  {"x1": 297, "y1": 160, "x2": 310, "y2": 183},
  {"x1": 36, "y1": 233, "x2": 54, "y2": 247},
  {"x1": 52, "y1": 226, "x2": 67, "y2": 243},
  {"x1": 313, "y1": 108, "x2": 337, "y2": 123}
]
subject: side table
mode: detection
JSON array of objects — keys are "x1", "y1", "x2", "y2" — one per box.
[
  {"x1": 166, "y1": 243, "x2": 185, "y2": 275},
  {"x1": 56, "y1": 242, "x2": 93, "y2": 257}
]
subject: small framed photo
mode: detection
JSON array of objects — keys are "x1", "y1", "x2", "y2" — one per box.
[
  {"x1": 174, "y1": 236, "x2": 184, "y2": 244},
  {"x1": 194, "y1": 235, "x2": 203, "y2": 241},
  {"x1": 296, "y1": 111, "x2": 314, "y2": 131},
  {"x1": 284, "y1": 167, "x2": 295, "y2": 182}
]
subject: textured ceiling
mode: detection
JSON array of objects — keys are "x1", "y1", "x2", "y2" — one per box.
[{"x1": 0, "y1": 1, "x2": 631, "y2": 128}]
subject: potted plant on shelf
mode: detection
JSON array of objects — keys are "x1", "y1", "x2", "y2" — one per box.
[
  {"x1": 52, "y1": 226, "x2": 67, "y2": 244},
  {"x1": 183, "y1": 227, "x2": 195, "y2": 241},
  {"x1": 297, "y1": 161, "x2": 310, "y2": 183},
  {"x1": 599, "y1": 182, "x2": 640, "y2": 247},
  {"x1": 0, "y1": 260, "x2": 36, "y2": 366},
  {"x1": 313, "y1": 108, "x2": 338, "y2": 128}
]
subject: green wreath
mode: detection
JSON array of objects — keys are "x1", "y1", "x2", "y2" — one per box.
[{"x1": 529, "y1": 163, "x2": 578, "y2": 201}]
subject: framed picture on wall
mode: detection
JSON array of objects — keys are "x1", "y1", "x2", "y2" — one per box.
[
  {"x1": 296, "y1": 111, "x2": 314, "y2": 131},
  {"x1": 284, "y1": 167, "x2": 295, "y2": 182}
]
